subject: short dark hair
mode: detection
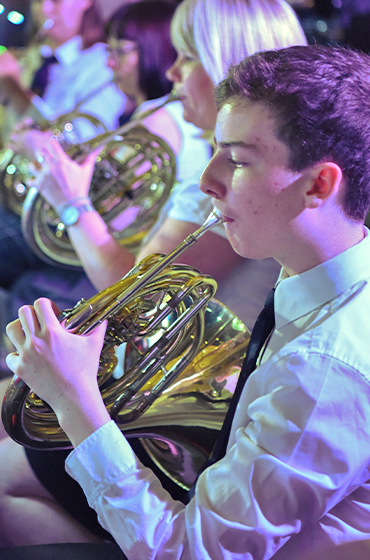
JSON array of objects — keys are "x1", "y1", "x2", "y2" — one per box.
[
  {"x1": 107, "y1": 0, "x2": 177, "y2": 100},
  {"x1": 216, "y1": 45, "x2": 370, "y2": 221}
]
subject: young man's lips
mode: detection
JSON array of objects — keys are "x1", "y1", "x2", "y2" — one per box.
[
  {"x1": 222, "y1": 215, "x2": 234, "y2": 223},
  {"x1": 213, "y1": 207, "x2": 234, "y2": 223}
]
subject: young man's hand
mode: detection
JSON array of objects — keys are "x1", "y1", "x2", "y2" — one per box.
[{"x1": 6, "y1": 298, "x2": 110, "y2": 446}]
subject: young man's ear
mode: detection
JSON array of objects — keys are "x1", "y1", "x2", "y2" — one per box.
[{"x1": 304, "y1": 162, "x2": 343, "y2": 209}]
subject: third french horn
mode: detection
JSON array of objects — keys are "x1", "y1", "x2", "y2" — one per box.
[{"x1": 2, "y1": 209, "x2": 250, "y2": 490}]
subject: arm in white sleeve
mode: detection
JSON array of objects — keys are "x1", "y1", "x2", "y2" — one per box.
[{"x1": 66, "y1": 350, "x2": 370, "y2": 560}]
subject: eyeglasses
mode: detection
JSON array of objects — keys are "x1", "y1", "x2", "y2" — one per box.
[{"x1": 106, "y1": 44, "x2": 138, "y2": 59}]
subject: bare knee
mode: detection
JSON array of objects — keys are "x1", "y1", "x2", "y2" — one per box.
[
  {"x1": 0, "y1": 437, "x2": 49, "y2": 545},
  {"x1": 0, "y1": 438, "x2": 33, "y2": 496},
  {"x1": 0, "y1": 437, "x2": 104, "y2": 547}
]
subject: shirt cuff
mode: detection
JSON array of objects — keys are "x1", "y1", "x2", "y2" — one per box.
[{"x1": 66, "y1": 420, "x2": 139, "y2": 506}]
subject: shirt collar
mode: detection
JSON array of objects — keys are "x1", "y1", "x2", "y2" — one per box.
[
  {"x1": 275, "y1": 227, "x2": 370, "y2": 328},
  {"x1": 54, "y1": 35, "x2": 83, "y2": 67}
]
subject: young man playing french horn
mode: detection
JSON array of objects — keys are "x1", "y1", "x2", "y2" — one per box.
[{"x1": 5, "y1": 44, "x2": 370, "y2": 560}]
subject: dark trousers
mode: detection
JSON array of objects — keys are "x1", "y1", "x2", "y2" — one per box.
[
  {"x1": 0, "y1": 205, "x2": 47, "y2": 291},
  {"x1": 0, "y1": 205, "x2": 97, "y2": 374},
  {"x1": 0, "y1": 543, "x2": 127, "y2": 560}
]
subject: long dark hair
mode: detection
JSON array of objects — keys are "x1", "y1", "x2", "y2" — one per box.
[
  {"x1": 80, "y1": 0, "x2": 105, "y2": 49},
  {"x1": 107, "y1": 0, "x2": 177, "y2": 100}
]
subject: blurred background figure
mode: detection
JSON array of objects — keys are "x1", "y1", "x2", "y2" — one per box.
[
  {"x1": 0, "y1": 0, "x2": 128, "y2": 292},
  {"x1": 0, "y1": 0, "x2": 126, "y2": 143},
  {"x1": 0, "y1": 0, "x2": 128, "y2": 375},
  {"x1": 105, "y1": 0, "x2": 179, "y2": 121}
]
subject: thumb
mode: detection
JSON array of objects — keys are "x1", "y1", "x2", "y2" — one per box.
[
  {"x1": 84, "y1": 148, "x2": 100, "y2": 166},
  {"x1": 81, "y1": 150, "x2": 99, "y2": 181},
  {"x1": 87, "y1": 319, "x2": 108, "y2": 352}
]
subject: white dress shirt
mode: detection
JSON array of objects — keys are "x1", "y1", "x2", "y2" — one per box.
[
  {"x1": 66, "y1": 228, "x2": 370, "y2": 559},
  {"x1": 135, "y1": 96, "x2": 212, "y2": 187},
  {"x1": 30, "y1": 36, "x2": 126, "y2": 140}
]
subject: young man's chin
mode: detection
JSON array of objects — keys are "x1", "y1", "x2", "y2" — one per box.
[{"x1": 226, "y1": 232, "x2": 244, "y2": 257}]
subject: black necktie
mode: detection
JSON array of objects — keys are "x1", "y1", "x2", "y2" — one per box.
[
  {"x1": 187, "y1": 287, "x2": 276, "y2": 501},
  {"x1": 30, "y1": 55, "x2": 58, "y2": 98}
]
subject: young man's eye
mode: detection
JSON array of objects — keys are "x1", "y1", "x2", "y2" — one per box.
[{"x1": 228, "y1": 158, "x2": 247, "y2": 169}]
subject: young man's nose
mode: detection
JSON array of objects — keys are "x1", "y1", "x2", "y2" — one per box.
[{"x1": 200, "y1": 159, "x2": 227, "y2": 200}]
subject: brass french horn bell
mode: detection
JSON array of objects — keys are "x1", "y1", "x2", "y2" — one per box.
[{"x1": 2, "y1": 209, "x2": 250, "y2": 490}]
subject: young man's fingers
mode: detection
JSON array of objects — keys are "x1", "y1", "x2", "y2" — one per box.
[
  {"x1": 17, "y1": 305, "x2": 41, "y2": 338},
  {"x1": 6, "y1": 317, "x2": 26, "y2": 349},
  {"x1": 33, "y1": 298, "x2": 62, "y2": 333},
  {"x1": 5, "y1": 351, "x2": 20, "y2": 375}
]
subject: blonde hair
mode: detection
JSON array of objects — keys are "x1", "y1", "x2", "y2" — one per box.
[{"x1": 171, "y1": 0, "x2": 307, "y2": 84}]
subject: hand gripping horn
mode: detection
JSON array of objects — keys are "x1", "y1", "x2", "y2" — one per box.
[
  {"x1": 2, "y1": 209, "x2": 250, "y2": 490},
  {"x1": 20, "y1": 93, "x2": 178, "y2": 268},
  {"x1": 0, "y1": 109, "x2": 108, "y2": 215},
  {"x1": 0, "y1": 76, "x2": 122, "y2": 214}
]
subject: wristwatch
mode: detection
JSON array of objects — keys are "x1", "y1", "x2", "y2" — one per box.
[{"x1": 60, "y1": 198, "x2": 94, "y2": 226}]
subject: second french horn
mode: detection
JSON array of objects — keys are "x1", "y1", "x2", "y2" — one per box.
[
  {"x1": 18, "y1": 93, "x2": 178, "y2": 268},
  {"x1": 2, "y1": 210, "x2": 250, "y2": 490}
]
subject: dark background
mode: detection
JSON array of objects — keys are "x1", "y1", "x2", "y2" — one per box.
[{"x1": 0, "y1": 0, "x2": 33, "y2": 49}]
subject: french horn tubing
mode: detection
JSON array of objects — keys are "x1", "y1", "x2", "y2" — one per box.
[
  {"x1": 2, "y1": 209, "x2": 250, "y2": 490},
  {"x1": 0, "y1": 108, "x2": 108, "y2": 215},
  {"x1": 19, "y1": 92, "x2": 179, "y2": 269}
]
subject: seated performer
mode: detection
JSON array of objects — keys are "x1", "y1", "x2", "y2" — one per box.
[
  {"x1": 0, "y1": 0, "x2": 307, "y2": 549},
  {"x1": 0, "y1": 0, "x2": 126, "y2": 138},
  {"x1": 5, "y1": 43, "x2": 370, "y2": 560}
]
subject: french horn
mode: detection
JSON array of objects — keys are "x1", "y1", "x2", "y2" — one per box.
[
  {"x1": 2, "y1": 210, "x2": 250, "y2": 490},
  {"x1": 19, "y1": 93, "x2": 178, "y2": 269}
]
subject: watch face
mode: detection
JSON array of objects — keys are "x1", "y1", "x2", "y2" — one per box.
[{"x1": 61, "y1": 205, "x2": 79, "y2": 226}]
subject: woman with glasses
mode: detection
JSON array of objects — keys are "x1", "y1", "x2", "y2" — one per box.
[{"x1": 105, "y1": 0, "x2": 179, "y2": 122}]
